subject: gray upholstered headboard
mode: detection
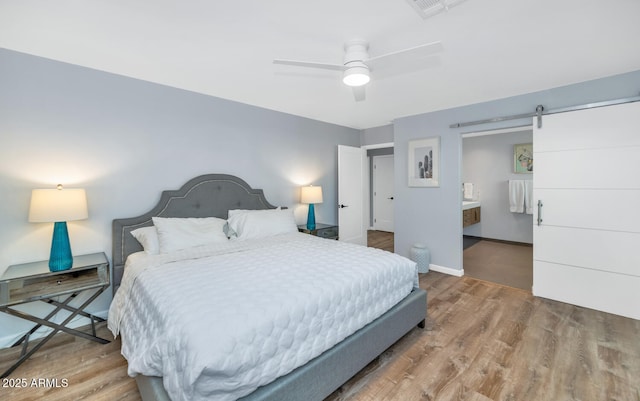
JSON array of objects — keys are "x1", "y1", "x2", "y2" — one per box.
[{"x1": 111, "y1": 174, "x2": 278, "y2": 294}]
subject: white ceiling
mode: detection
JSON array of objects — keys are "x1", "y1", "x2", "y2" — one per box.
[{"x1": 1, "y1": 0, "x2": 640, "y2": 129}]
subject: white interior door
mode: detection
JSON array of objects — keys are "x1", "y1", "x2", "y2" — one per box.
[
  {"x1": 373, "y1": 155, "x2": 394, "y2": 232},
  {"x1": 533, "y1": 101, "x2": 640, "y2": 320},
  {"x1": 338, "y1": 145, "x2": 367, "y2": 245}
]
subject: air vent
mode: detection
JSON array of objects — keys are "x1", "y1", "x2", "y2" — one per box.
[{"x1": 405, "y1": 0, "x2": 468, "y2": 19}]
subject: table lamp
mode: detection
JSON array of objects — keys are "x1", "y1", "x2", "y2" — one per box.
[
  {"x1": 300, "y1": 185, "x2": 323, "y2": 231},
  {"x1": 28, "y1": 185, "x2": 88, "y2": 271}
]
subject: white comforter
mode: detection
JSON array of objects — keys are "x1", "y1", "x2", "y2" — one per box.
[{"x1": 108, "y1": 232, "x2": 417, "y2": 401}]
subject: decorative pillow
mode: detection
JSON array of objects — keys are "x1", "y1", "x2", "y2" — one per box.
[
  {"x1": 130, "y1": 226, "x2": 160, "y2": 255},
  {"x1": 152, "y1": 217, "x2": 228, "y2": 253},
  {"x1": 227, "y1": 208, "x2": 297, "y2": 241},
  {"x1": 223, "y1": 222, "x2": 237, "y2": 239}
]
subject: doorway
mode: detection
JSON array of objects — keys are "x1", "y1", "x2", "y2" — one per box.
[
  {"x1": 461, "y1": 127, "x2": 534, "y2": 291},
  {"x1": 372, "y1": 154, "x2": 394, "y2": 232},
  {"x1": 365, "y1": 145, "x2": 394, "y2": 249}
]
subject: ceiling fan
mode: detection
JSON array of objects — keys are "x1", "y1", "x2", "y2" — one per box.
[{"x1": 273, "y1": 39, "x2": 443, "y2": 102}]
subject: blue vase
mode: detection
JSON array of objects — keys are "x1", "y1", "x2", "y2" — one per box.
[
  {"x1": 306, "y1": 204, "x2": 316, "y2": 231},
  {"x1": 49, "y1": 222, "x2": 73, "y2": 271}
]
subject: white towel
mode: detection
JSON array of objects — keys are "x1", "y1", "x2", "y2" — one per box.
[
  {"x1": 463, "y1": 182, "x2": 474, "y2": 200},
  {"x1": 524, "y1": 180, "x2": 533, "y2": 215},
  {"x1": 509, "y1": 180, "x2": 525, "y2": 213}
]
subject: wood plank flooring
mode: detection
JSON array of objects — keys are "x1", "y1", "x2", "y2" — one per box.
[
  {"x1": 2, "y1": 263, "x2": 639, "y2": 400},
  {"x1": 0, "y1": 325, "x2": 139, "y2": 401},
  {"x1": 328, "y1": 273, "x2": 640, "y2": 401},
  {"x1": 368, "y1": 230, "x2": 393, "y2": 253}
]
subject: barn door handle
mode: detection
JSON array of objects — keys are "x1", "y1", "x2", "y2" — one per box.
[
  {"x1": 338, "y1": 204, "x2": 349, "y2": 209},
  {"x1": 537, "y1": 200, "x2": 543, "y2": 226}
]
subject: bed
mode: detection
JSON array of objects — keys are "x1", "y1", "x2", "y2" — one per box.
[{"x1": 109, "y1": 174, "x2": 427, "y2": 401}]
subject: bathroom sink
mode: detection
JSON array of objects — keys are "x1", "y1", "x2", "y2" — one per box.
[{"x1": 462, "y1": 201, "x2": 481, "y2": 210}]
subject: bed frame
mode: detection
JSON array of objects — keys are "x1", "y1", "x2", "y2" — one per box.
[{"x1": 112, "y1": 173, "x2": 427, "y2": 401}]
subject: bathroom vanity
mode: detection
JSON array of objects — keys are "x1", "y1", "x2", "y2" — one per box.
[{"x1": 462, "y1": 201, "x2": 481, "y2": 227}]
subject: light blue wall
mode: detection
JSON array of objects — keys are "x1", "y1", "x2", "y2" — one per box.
[
  {"x1": 462, "y1": 130, "x2": 534, "y2": 244},
  {"x1": 361, "y1": 124, "x2": 393, "y2": 146},
  {"x1": 393, "y1": 70, "x2": 640, "y2": 271},
  {"x1": 0, "y1": 49, "x2": 359, "y2": 345}
]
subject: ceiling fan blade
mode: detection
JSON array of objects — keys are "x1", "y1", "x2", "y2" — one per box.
[
  {"x1": 370, "y1": 54, "x2": 441, "y2": 80},
  {"x1": 273, "y1": 59, "x2": 347, "y2": 71},
  {"x1": 352, "y1": 86, "x2": 366, "y2": 102},
  {"x1": 365, "y1": 41, "x2": 443, "y2": 68}
]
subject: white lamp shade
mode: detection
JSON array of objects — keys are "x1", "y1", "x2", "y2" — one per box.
[
  {"x1": 300, "y1": 185, "x2": 323, "y2": 204},
  {"x1": 29, "y1": 188, "x2": 88, "y2": 222}
]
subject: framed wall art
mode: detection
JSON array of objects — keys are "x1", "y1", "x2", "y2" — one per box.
[
  {"x1": 408, "y1": 136, "x2": 440, "y2": 187},
  {"x1": 514, "y1": 143, "x2": 533, "y2": 173}
]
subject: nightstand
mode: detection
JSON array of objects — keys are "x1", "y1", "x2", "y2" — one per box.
[
  {"x1": 0, "y1": 252, "x2": 110, "y2": 378},
  {"x1": 298, "y1": 223, "x2": 339, "y2": 240}
]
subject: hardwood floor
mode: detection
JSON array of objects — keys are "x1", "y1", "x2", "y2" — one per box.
[
  {"x1": 2, "y1": 273, "x2": 639, "y2": 401},
  {"x1": 368, "y1": 230, "x2": 393, "y2": 252},
  {"x1": 328, "y1": 273, "x2": 640, "y2": 401},
  {"x1": 0, "y1": 325, "x2": 139, "y2": 401}
]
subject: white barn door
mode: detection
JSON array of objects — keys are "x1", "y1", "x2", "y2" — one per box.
[{"x1": 533, "y1": 102, "x2": 640, "y2": 320}]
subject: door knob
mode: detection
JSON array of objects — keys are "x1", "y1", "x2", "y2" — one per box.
[
  {"x1": 387, "y1": 197, "x2": 394, "y2": 200},
  {"x1": 338, "y1": 204, "x2": 349, "y2": 209}
]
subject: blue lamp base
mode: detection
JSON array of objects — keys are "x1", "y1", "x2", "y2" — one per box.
[
  {"x1": 49, "y1": 221, "x2": 73, "y2": 272},
  {"x1": 306, "y1": 203, "x2": 316, "y2": 231}
]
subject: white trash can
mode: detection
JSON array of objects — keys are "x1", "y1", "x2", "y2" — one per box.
[{"x1": 410, "y1": 243, "x2": 430, "y2": 273}]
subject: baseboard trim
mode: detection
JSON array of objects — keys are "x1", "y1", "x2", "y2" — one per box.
[{"x1": 429, "y1": 264, "x2": 464, "y2": 277}]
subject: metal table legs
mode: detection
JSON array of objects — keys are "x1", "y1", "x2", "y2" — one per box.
[{"x1": 0, "y1": 286, "x2": 110, "y2": 378}]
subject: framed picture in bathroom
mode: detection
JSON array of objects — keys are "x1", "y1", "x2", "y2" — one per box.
[
  {"x1": 408, "y1": 136, "x2": 440, "y2": 187},
  {"x1": 513, "y1": 143, "x2": 533, "y2": 174}
]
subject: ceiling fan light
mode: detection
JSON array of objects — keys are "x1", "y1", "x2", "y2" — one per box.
[{"x1": 343, "y1": 66, "x2": 370, "y2": 87}]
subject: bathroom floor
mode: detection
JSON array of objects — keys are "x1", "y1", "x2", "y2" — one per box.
[{"x1": 463, "y1": 237, "x2": 533, "y2": 291}]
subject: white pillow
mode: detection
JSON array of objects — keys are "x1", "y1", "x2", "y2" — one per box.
[
  {"x1": 227, "y1": 208, "x2": 297, "y2": 241},
  {"x1": 226, "y1": 208, "x2": 282, "y2": 238},
  {"x1": 227, "y1": 207, "x2": 280, "y2": 218},
  {"x1": 130, "y1": 226, "x2": 160, "y2": 255},
  {"x1": 152, "y1": 217, "x2": 228, "y2": 253}
]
